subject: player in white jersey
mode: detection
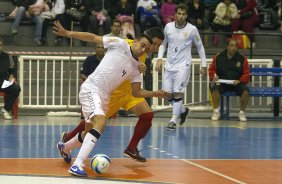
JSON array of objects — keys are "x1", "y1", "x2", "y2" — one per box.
[
  {"x1": 53, "y1": 20, "x2": 170, "y2": 177},
  {"x1": 155, "y1": 4, "x2": 207, "y2": 131}
]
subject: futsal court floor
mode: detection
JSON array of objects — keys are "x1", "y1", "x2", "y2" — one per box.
[{"x1": 1, "y1": 114, "x2": 282, "y2": 184}]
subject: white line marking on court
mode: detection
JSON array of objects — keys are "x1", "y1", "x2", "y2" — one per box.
[{"x1": 181, "y1": 159, "x2": 246, "y2": 184}]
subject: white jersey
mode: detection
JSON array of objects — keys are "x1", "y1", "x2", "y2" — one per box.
[
  {"x1": 158, "y1": 22, "x2": 206, "y2": 71},
  {"x1": 81, "y1": 37, "x2": 141, "y2": 105}
]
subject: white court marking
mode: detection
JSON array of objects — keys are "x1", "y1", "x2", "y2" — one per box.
[
  {"x1": 181, "y1": 159, "x2": 246, "y2": 184},
  {"x1": 0, "y1": 175, "x2": 144, "y2": 184}
]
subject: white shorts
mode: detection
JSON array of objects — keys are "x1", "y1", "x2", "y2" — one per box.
[
  {"x1": 162, "y1": 67, "x2": 191, "y2": 93},
  {"x1": 79, "y1": 89, "x2": 108, "y2": 123}
]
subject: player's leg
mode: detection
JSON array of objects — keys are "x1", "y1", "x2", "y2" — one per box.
[
  {"x1": 63, "y1": 120, "x2": 86, "y2": 143},
  {"x1": 68, "y1": 92, "x2": 106, "y2": 177},
  {"x1": 61, "y1": 96, "x2": 123, "y2": 143},
  {"x1": 167, "y1": 69, "x2": 191, "y2": 130},
  {"x1": 123, "y1": 98, "x2": 152, "y2": 162}
]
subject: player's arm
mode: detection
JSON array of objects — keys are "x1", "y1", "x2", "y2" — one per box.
[
  {"x1": 192, "y1": 28, "x2": 207, "y2": 75},
  {"x1": 155, "y1": 26, "x2": 168, "y2": 72},
  {"x1": 131, "y1": 82, "x2": 170, "y2": 98},
  {"x1": 53, "y1": 20, "x2": 103, "y2": 44}
]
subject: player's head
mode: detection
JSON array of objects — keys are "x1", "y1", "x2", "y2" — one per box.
[
  {"x1": 111, "y1": 19, "x2": 122, "y2": 36},
  {"x1": 226, "y1": 38, "x2": 238, "y2": 56},
  {"x1": 131, "y1": 34, "x2": 152, "y2": 58},
  {"x1": 175, "y1": 4, "x2": 188, "y2": 26},
  {"x1": 145, "y1": 27, "x2": 164, "y2": 53}
]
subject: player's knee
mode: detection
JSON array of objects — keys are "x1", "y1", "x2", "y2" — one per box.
[
  {"x1": 139, "y1": 111, "x2": 154, "y2": 122},
  {"x1": 171, "y1": 92, "x2": 184, "y2": 102}
]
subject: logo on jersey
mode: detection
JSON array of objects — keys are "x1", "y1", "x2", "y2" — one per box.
[
  {"x1": 87, "y1": 92, "x2": 96, "y2": 110},
  {"x1": 236, "y1": 61, "x2": 241, "y2": 68},
  {"x1": 183, "y1": 32, "x2": 189, "y2": 39},
  {"x1": 196, "y1": 35, "x2": 200, "y2": 42},
  {"x1": 122, "y1": 70, "x2": 127, "y2": 77}
]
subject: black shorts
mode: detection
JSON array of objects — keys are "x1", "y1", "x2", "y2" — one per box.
[{"x1": 211, "y1": 83, "x2": 249, "y2": 96}]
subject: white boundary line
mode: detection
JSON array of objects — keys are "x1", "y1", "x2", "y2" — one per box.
[{"x1": 181, "y1": 159, "x2": 246, "y2": 184}]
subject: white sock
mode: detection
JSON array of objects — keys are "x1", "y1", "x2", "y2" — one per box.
[
  {"x1": 240, "y1": 110, "x2": 244, "y2": 114},
  {"x1": 170, "y1": 101, "x2": 182, "y2": 123},
  {"x1": 214, "y1": 108, "x2": 219, "y2": 113},
  {"x1": 64, "y1": 133, "x2": 82, "y2": 153},
  {"x1": 73, "y1": 131, "x2": 99, "y2": 167},
  {"x1": 170, "y1": 115, "x2": 178, "y2": 124}
]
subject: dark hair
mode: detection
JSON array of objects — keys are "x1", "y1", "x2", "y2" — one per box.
[
  {"x1": 175, "y1": 3, "x2": 188, "y2": 13},
  {"x1": 145, "y1": 27, "x2": 164, "y2": 40},
  {"x1": 112, "y1": 19, "x2": 121, "y2": 26},
  {"x1": 141, "y1": 33, "x2": 153, "y2": 44},
  {"x1": 226, "y1": 38, "x2": 238, "y2": 46}
]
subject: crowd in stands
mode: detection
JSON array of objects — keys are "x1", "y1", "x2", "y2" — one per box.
[{"x1": 4, "y1": 0, "x2": 282, "y2": 46}]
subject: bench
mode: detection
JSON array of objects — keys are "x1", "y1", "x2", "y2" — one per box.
[{"x1": 220, "y1": 67, "x2": 282, "y2": 119}]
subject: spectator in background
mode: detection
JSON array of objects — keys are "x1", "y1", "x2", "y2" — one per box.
[
  {"x1": 160, "y1": 0, "x2": 176, "y2": 25},
  {"x1": 41, "y1": 0, "x2": 65, "y2": 45},
  {"x1": 187, "y1": 0, "x2": 209, "y2": 30},
  {"x1": 212, "y1": 0, "x2": 238, "y2": 45},
  {"x1": 54, "y1": 0, "x2": 88, "y2": 46},
  {"x1": 0, "y1": 38, "x2": 21, "y2": 120},
  {"x1": 111, "y1": 0, "x2": 136, "y2": 38},
  {"x1": 11, "y1": 0, "x2": 44, "y2": 46},
  {"x1": 209, "y1": 38, "x2": 250, "y2": 121},
  {"x1": 80, "y1": 43, "x2": 105, "y2": 81},
  {"x1": 137, "y1": 0, "x2": 162, "y2": 32},
  {"x1": 104, "y1": 19, "x2": 126, "y2": 38},
  {"x1": 231, "y1": 0, "x2": 259, "y2": 47},
  {"x1": 86, "y1": 0, "x2": 112, "y2": 36}
]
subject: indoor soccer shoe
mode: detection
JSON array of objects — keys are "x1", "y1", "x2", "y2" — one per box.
[
  {"x1": 68, "y1": 165, "x2": 87, "y2": 177},
  {"x1": 57, "y1": 142, "x2": 72, "y2": 163},
  {"x1": 167, "y1": 122, "x2": 176, "y2": 131},
  {"x1": 123, "y1": 148, "x2": 146, "y2": 162},
  {"x1": 180, "y1": 108, "x2": 190, "y2": 125}
]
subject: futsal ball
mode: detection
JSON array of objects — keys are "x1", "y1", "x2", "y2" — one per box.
[{"x1": 90, "y1": 154, "x2": 111, "y2": 174}]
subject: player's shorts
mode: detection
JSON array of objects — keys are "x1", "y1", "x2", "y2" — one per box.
[
  {"x1": 211, "y1": 83, "x2": 250, "y2": 96},
  {"x1": 79, "y1": 90, "x2": 108, "y2": 123},
  {"x1": 162, "y1": 67, "x2": 191, "y2": 93},
  {"x1": 105, "y1": 93, "x2": 145, "y2": 118}
]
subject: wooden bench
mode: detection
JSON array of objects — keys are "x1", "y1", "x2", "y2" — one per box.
[
  {"x1": 220, "y1": 67, "x2": 282, "y2": 119},
  {"x1": 0, "y1": 92, "x2": 18, "y2": 119}
]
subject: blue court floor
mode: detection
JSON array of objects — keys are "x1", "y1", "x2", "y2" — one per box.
[{"x1": 0, "y1": 115, "x2": 282, "y2": 183}]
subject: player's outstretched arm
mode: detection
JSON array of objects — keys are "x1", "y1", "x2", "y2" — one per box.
[
  {"x1": 52, "y1": 21, "x2": 103, "y2": 44},
  {"x1": 131, "y1": 82, "x2": 170, "y2": 98}
]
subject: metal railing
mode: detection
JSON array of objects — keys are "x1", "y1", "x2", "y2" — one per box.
[{"x1": 17, "y1": 55, "x2": 279, "y2": 113}]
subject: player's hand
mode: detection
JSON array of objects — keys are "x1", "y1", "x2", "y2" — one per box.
[
  {"x1": 201, "y1": 67, "x2": 207, "y2": 76},
  {"x1": 138, "y1": 63, "x2": 147, "y2": 73},
  {"x1": 155, "y1": 59, "x2": 163, "y2": 72},
  {"x1": 153, "y1": 90, "x2": 171, "y2": 98},
  {"x1": 234, "y1": 80, "x2": 240, "y2": 85},
  {"x1": 53, "y1": 20, "x2": 69, "y2": 37}
]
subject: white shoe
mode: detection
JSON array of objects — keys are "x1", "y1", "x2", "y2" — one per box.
[
  {"x1": 239, "y1": 112, "x2": 247, "y2": 122},
  {"x1": 1, "y1": 108, "x2": 12, "y2": 120},
  {"x1": 211, "y1": 111, "x2": 220, "y2": 121}
]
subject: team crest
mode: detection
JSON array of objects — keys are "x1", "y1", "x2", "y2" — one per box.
[
  {"x1": 236, "y1": 61, "x2": 241, "y2": 67},
  {"x1": 183, "y1": 32, "x2": 188, "y2": 38}
]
